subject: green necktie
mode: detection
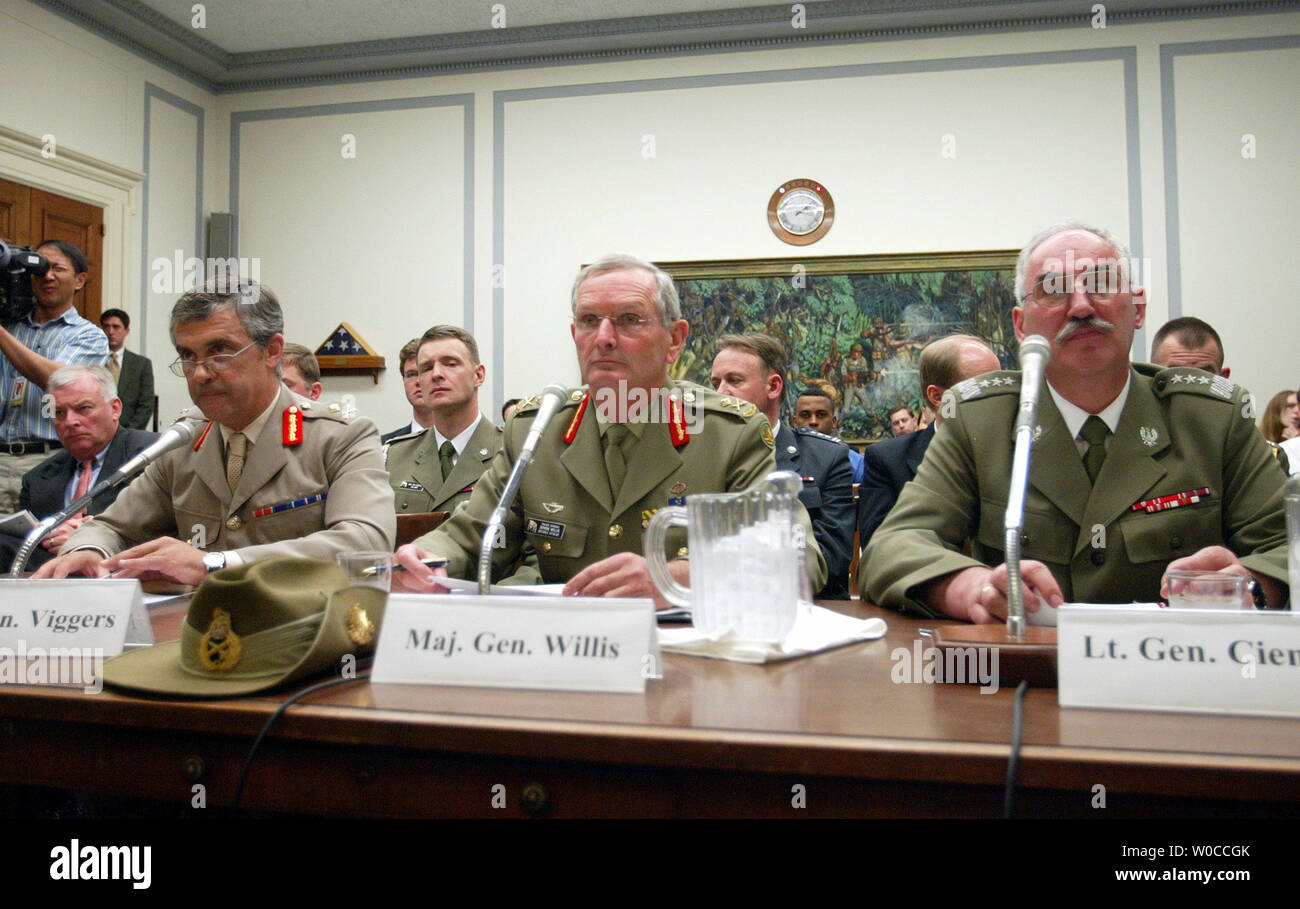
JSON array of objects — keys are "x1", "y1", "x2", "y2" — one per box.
[
  {"x1": 1080, "y1": 415, "x2": 1109, "y2": 483},
  {"x1": 603, "y1": 424, "x2": 630, "y2": 499},
  {"x1": 438, "y1": 440, "x2": 456, "y2": 481}
]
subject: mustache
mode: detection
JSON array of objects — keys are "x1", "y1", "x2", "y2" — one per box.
[{"x1": 1056, "y1": 317, "x2": 1115, "y2": 342}]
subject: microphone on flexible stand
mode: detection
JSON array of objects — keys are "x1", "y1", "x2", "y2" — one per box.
[
  {"x1": 8, "y1": 419, "x2": 205, "y2": 577},
  {"x1": 927, "y1": 336, "x2": 1059, "y2": 690},
  {"x1": 477, "y1": 384, "x2": 568, "y2": 594}
]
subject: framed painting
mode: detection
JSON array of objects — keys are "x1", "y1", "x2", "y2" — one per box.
[{"x1": 658, "y1": 251, "x2": 1020, "y2": 442}]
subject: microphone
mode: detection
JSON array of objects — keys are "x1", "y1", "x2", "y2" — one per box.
[
  {"x1": 1004, "y1": 335, "x2": 1051, "y2": 637},
  {"x1": 478, "y1": 384, "x2": 569, "y2": 593},
  {"x1": 8, "y1": 418, "x2": 204, "y2": 577},
  {"x1": 1015, "y1": 334, "x2": 1051, "y2": 432}
]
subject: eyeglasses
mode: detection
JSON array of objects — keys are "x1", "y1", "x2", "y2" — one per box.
[
  {"x1": 572, "y1": 312, "x2": 657, "y2": 335},
  {"x1": 1021, "y1": 266, "x2": 1128, "y2": 306},
  {"x1": 169, "y1": 340, "x2": 259, "y2": 377}
]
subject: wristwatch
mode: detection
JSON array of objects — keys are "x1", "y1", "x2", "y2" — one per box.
[
  {"x1": 202, "y1": 551, "x2": 227, "y2": 574},
  {"x1": 1246, "y1": 576, "x2": 1268, "y2": 609}
]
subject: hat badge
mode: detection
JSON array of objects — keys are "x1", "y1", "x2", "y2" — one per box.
[
  {"x1": 347, "y1": 603, "x2": 376, "y2": 646},
  {"x1": 198, "y1": 607, "x2": 242, "y2": 672}
]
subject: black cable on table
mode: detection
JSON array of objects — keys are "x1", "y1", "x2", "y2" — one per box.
[
  {"x1": 1002, "y1": 680, "x2": 1029, "y2": 819},
  {"x1": 232, "y1": 674, "x2": 368, "y2": 812}
]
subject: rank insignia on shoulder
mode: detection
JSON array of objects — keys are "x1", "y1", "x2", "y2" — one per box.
[{"x1": 283, "y1": 405, "x2": 303, "y2": 446}]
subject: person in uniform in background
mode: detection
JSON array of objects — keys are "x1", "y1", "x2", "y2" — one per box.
[
  {"x1": 712, "y1": 333, "x2": 855, "y2": 599},
  {"x1": 380, "y1": 338, "x2": 437, "y2": 444},
  {"x1": 35, "y1": 281, "x2": 394, "y2": 584},
  {"x1": 792, "y1": 387, "x2": 863, "y2": 484},
  {"x1": 393, "y1": 254, "x2": 826, "y2": 597},
  {"x1": 861, "y1": 222, "x2": 1288, "y2": 621},
  {"x1": 384, "y1": 326, "x2": 502, "y2": 515},
  {"x1": 280, "y1": 342, "x2": 324, "y2": 400}
]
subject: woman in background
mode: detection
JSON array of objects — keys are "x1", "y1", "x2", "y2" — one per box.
[{"x1": 1260, "y1": 389, "x2": 1299, "y2": 443}]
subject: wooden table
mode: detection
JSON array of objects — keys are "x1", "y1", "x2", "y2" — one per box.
[{"x1": 0, "y1": 600, "x2": 1296, "y2": 818}]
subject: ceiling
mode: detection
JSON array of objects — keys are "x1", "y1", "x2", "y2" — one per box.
[{"x1": 35, "y1": 0, "x2": 1287, "y2": 93}]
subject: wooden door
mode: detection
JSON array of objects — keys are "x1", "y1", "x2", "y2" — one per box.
[{"x1": 0, "y1": 177, "x2": 104, "y2": 322}]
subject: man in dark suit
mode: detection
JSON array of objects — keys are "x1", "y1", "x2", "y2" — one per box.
[
  {"x1": 100, "y1": 309, "x2": 155, "y2": 431},
  {"x1": 0, "y1": 364, "x2": 156, "y2": 570},
  {"x1": 381, "y1": 338, "x2": 437, "y2": 444},
  {"x1": 858, "y1": 334, "x2": 1001, "y2": 550},
  {"x1": 712, "y1": 332, "x2": 855, "y2": 599}
]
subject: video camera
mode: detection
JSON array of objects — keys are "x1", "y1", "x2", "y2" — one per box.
[{"x1": 0, "y1": 239, "x2": 49, "y2": 322}]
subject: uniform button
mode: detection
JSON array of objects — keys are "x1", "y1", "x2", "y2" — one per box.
[
  {"x1": 226, "y1": 516, "x2": 241, "y2": 531},
  {"x1": 608, "y1": 524, "x2": 623, "y2": 540},
  {"x1": 676, "y1": 547, "x2": 689, "y2": 560},
  {"x1": 1090, "y1": 549, "x2": 1106, "y2": 566},
  {"x1": 1169, "y1": 535, "x2": 1183, "y2": 549},
  {"x1": 1020, "y1": 532, "x2": 1030, "y2": 546},
  {"x1": 541, "y1": 542, "x2": 552, "y2": 553},
  {"x1": 399, "y1": 499, "x2": 408, "y2": 510}
]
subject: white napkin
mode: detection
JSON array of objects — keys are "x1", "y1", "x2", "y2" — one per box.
[{"x1": 657, "y1": 602, "x2": 887, "y2": 664}]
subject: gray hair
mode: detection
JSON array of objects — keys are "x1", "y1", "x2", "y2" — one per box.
[
  {"x1": 1014, "y1": 221, "x2": 1134, "y2": 301},
  {"x1": 169, "y1": 279, "x2": 284, "y2": 349},
  {"x1": 48, "y1": 364, "x2": 118, "y2": 403},
  {"x1": 571, "y1": 254, "x2": 682, "y2": 327}
]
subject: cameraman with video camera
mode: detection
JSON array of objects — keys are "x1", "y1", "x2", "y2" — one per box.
[{"x1": 0, "y1": 239, "x2": 108, "y2": 512}]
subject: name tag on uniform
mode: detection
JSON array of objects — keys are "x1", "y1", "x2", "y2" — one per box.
[
  {"x1": 1059, "y1": 605, "x2": 1300, "y2": 718},
  {"x1": 372, "y1": 594, "x2": 659, "y2": 693}
]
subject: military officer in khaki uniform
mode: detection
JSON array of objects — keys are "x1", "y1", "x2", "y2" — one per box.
[
  {"x1": 861, "y1": 223, "x2": 1288, "y2": 621},
  {"x1": 394, "y1": 254, "x2": 827, "y2": 597},
  {"x1": 36, "y1": 282, "x2": 395, "y2": 584},
  {"x1": 384, "y1": 325, "x2": 503, "y2": 515}
]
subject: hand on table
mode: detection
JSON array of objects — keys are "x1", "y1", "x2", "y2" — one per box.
[{"x1": 927, "y1": 560, "x2": 1064, "y2": 624}]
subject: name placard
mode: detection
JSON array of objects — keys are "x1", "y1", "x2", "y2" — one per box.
[
  {"x1": 1058, "y1": 605, "x2": 1300, "y2": 718},
  {"x1": 371, "y1": 594, "x2": 660, "y2": 694}
]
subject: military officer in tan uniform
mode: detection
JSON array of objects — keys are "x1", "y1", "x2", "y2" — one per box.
[
  {"x1": 384, "y1": 325, "x2": 502, "y2": 515},
  {"x1": 394, "y1": 254, "x2": 827, "y2": 597},
  {"x1": 861, "y1": 223, "x2": 1288, "y2": 621},
  {"x1": 35, "y1": 282, "x2": 395, "y2": 585}
]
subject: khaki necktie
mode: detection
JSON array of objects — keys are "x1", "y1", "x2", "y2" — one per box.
[
  {"x1": 438, "y1": 440, "x2": 456, "y2": 481},
  {"x1": 107, "y1": 353, "x2": 121, "y2": 381},
  {"x1": 603, "y1": 424, "x2": 631, "y2": 500},
  {"x1": 226, "y1": 432, "x2": 247, "y2": 492},
  {"x1": 1080, "y1": 415, "x2": 1109, "y2": 483}
]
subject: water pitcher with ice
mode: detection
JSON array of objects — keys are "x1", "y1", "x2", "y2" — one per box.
[{"x1": 644, "y1": 470, "x2": 804, "y2": 642}]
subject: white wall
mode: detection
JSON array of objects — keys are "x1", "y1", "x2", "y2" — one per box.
[{"x1": 3, "y1": 0, "x2": 1298, "y2": 431}]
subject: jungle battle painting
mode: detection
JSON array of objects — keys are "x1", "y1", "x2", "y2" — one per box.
[{"x1": 662, "y1": 252, "x2": 1020, "y2": 442}]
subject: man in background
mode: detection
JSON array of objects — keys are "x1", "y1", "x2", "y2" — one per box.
[
  {"x1": 381, "y1": 338, "x2": 436, "y2": 444},
  {"x1": 384, "y1": 325, "x2": 502, "y2": 515},
  {"x1": 792, "y1": 387, "x2": 863, "y2": 484},
  {"x1": 281, "y1": 342, "x2": 324, "y2": 400},
  {"x1": 888, "y1": 404, "x2": 918, "y2": 437},
  {"x1": 1150, "y1": 316, "x2": 1228, "y2": 377},
  {"x1": 712, "y1": 333, "x2": 854, "y2": 599},
  {"x1": 99, "y1": 308, "x2": 155, "y2": 430},
  {"x1": 0, "y1": 365, "x2": 156, "y2": 570},
  {"x1": 857, "y1": 335, "x2": 1000, "y2": 550}
]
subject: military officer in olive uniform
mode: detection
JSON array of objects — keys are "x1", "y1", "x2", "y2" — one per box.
[
  {"x1": 384, "y1": 325, "x2": 503, "y2": 515},
  {"x1": 37, "y1": 282, "x2": 395, "y2": 585},
  {"x1": 861, "y1": 223, "x2": 1288, "y2": 622},
  {"x1": 394, "y1": 254, "x2": 827, "y2": 597}
]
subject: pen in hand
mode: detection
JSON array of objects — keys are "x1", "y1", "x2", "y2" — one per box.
[{"x1": 362, "y1": 557, "x2": 448, "y2": 577}]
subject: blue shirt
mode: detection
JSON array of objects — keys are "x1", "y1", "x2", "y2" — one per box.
[
  {"x1": 63, "y1": 449, "x2": 106, "y2": 508},
  {"x1": 1, "y1": 309, "x2": 109, "y2": 442},
  {"x1": 848, "y1": 447, "x2": 864, "y2": 485}
]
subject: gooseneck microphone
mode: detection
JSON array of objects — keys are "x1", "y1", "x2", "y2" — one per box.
[
  {"x1": 9, "y1": 418, "x2": 204, "y2": 577},
  {"x1": 1004, "y1": 336, "x2": 1051, "y2": 638},
  {"x1": 477, "y1": 384, "x2": 569, "y2": 594}
]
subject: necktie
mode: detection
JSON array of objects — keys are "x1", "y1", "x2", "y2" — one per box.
[
  {"x1": 603, "y1": 424, "x2": 631, "y2": 500},
  {"x1": 226, "y1": 432, "x2": 246, "y2": 492},
  {"x1": 70, "y1": 458, "x2": 94, "y2": 517},
  {"x1": 1080, "y1": 415, "x2": 1109, "y2": 483},
  {"x1": 107, "y1": 353, "x2": 121, "y2": 381},
  {"x1": 439, "y1": 440, "x2": 456, "y2": 480}
]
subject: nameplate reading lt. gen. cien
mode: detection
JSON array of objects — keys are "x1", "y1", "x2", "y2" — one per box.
[
  {"x1": 1058, "y1": 605, "x2": 1300, "y2": 718},
  {"x1": 370, "y1": 594, "x2": 660, "y2": 693},
  {"x1": 0, "y1": 579, "x2": 152, "y2": 657}
]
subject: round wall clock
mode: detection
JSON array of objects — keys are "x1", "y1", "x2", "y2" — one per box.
[{"x1": 767, "y1": 179, "x2": 834, "y2": 246}]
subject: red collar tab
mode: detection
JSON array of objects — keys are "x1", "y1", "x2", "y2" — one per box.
[
  {"x1": 193, "y1": 421, "x2": 215, "y2": 451},
  {"x1": 668, "y1": 394, "x2": 689, "y2": 448},
  {"x1": 283, "y1": 405, "x2": 303, "y2": 446},
  {"x1": 563, "y1": 392, "x2": 589, "y2": 444}
]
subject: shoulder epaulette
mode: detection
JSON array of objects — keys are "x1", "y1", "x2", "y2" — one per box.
[
  {"x1": 1153, "y1": 368, "x2": 1238, "y2": 402},
  {"x1": 792, "y1": 426, "x2": 843, "y2": 446},
  {"x1": 949, "y1": 371, "x2": 1020, "y2": 402}
]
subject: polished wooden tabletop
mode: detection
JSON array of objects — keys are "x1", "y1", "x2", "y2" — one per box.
[{"x1": 1, "y1": 598, "x2": 1297, "y2": 817}]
